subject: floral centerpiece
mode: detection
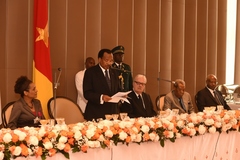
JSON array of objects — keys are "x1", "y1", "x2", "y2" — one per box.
[{"x1": 0, "y1": 109, "x2": 240, "y2": 160}]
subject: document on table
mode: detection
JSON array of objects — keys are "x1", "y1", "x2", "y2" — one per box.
[{"x1": 108, "y1": 91, "x2": 132, "y2": 103}]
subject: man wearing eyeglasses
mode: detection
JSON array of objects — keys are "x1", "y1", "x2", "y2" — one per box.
[{"x1": 120, "y1": 74, "x2": 157, "y2": 118}]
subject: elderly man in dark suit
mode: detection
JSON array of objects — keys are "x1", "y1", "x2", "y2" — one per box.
[
  {"x1": 163, "y1": 79, "x2": 195, "y2": 114},
  {"x1": 120, "y1": 74, "x2": 157, "y2": 118},
  {"x1": 111, "y1": 45, "x2": 133, "y2": 92},
  {"x1": 83, "y1": 49, "x2": 121, "y2": 121},
  {"x1": 195, "y1": 74, "x2": 231, "y2": 112}
]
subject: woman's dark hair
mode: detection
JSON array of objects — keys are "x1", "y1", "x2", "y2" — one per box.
[{"x1": 14, "y1": 76, "x2": 32, "y2": 97}]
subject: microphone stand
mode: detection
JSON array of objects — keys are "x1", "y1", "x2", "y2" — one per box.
[{"x1": 53, "y1": 68, "x2": 62, "y2": 118}]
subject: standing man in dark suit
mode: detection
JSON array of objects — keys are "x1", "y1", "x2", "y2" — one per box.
[
  {"x1": 111, "y1": 45, "x2": 133, "y2": 91},
  {"x1": 195, "y1": 74, "x2": 231, "y2": 112},
  {"x1": 83, "y1": 49, "x2": 121, "y2": 121},
  {"x1": 120, "y1": 74, "x2": 157, "y2": 118}
]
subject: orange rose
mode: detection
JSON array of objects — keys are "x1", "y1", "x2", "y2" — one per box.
[
  {"x1": 104, "y1": 139, "x2": 110, "y2": 146},
  {"x1": 81, "y1": 129, "x2": 86, "y2": 136},
  {"x1": 11, "y1": 133, "x2": 19, "y2": 143},
  {"x1": 64, "y1": 143, "x2": 71, "y2": 153},
  {"x1": 81, "y1": 145, "x2": 88, "y2": 153},
  {"x1": 60, "y1": 130, "x2": 68, "y2": 137},
  {"x1": 102, "y1": 126, "x2": 108, "y2": 132},
  {"x1": 35, "y1": 147, "x2": 43, "y2": 157},
  {"x1": 48, "y1": 148, "x2": 57, "y2": 157},
  {"x1": 68, "y1": 138, "x2": 75, "y2": 145},
  {"x1": 42, "y1": 137, "x2": 50, "y2": 143},
  {"x1": 125, "y1": 136, "x2": 131, "y2": 143},
  {"x1": 143, "y1": 133, "x2": 150, "y2": 141},
  {"x1": 92, "y1": 132, "x2": 100, "y2": 140},
  {"x1": 67, "y1": 131, "x2": 74, "y2": 138},
  {"x1": 9, "y1": 146, "x2": 16, "y2": 154},
  {"x1": 47, "y1": 131, "x2": 56, "y2": 139},
  {"x1": 20, "y1": 143, "x2": 29, "y2": 156}
]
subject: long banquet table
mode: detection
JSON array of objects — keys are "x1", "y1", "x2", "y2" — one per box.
[{"x1": 16, "y1": 131, "x2": 240, "y2": 160}]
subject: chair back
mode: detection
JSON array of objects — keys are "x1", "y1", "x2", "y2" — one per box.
[
  {"x1": 2, "y1": 101, "x2": 15, "y2": 128},
  {"x1": 155, "y1": 94, "x2": 166, "y2": 111},
  {"x1": 47, "y1": 96, "x2": 85, "y2": 124}
]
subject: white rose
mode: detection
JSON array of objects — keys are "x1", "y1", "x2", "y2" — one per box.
[
  {"x1": 190, "y1": 115, "x2": 198, "y2": 124},
  {"x1": 13, "y1": 146, "x2": 22, "y2": 156},
  {"x1": 177, "y1": 120, "x2": 185, "y2": 128},
  {"x1": 148, "y1": 120, "x2": 155, "y2": 128},
  {"x1": 149, "y1": 133, "x2": 156, "y2": 141},
  {"x1": 167, "y1": 131, "x2": 174, "y2": 138},
  {"x1": 87, "y1": 141, "x2": 94, "y2": 148},
  {"x1": 119, "y1": 131, "x2": 127, "y2": 140},
  {"x1": 132, "y1": 127, "x2": 139, "y2": 133},
  {"x1": 214, "y1": 122, "x2": 222, "y2": 128},
  {"x1": 14, "y1": 130, "x2": 27, "y2": 141},
  {"x1": 187, "y1": 122, "x2": 194, "y2": 128},
  {"x1": 198, "y1": 125, "x2": 206, "y2": 135},
  {"x1": 86, "y1": 128, "x2": 95, "y2": 139},
  {"x1": 59, "y1": 136, "x2": 68, "y2": 143},
  {"x1": 38, "y1": 128, "x2": 46, "y2": 137},
  {"x1": 28, "y1": 148, "x2": 33, "y2": 156},
  {"x1": 204, "y1": 118, "x2": 214, "y2": 126},
  {"x1": 168, "y1": 123, "x2": 174, "y2": 130},
  {"x1": 176, "y1": 133, "x2": 182, "y2": 138},
  {"x1": 190, "y1": 128, "x2": 196, "y2": 136},
  {"x1": 141, "y1": 125, "x2": 150, "y2": 133},
  {"x1": 57, "y1": 143, "x2": 65, "y2": 150},
  {"x1": 209, "y1": 126, "x2": 216, "y2": 133},
  {"x1": 97, "y1": 135, "x2": 105, "y2": 141},
  {"x1": 222, "y1": 123, "x2": 232, "y2": 132},
  {"x1": 0, "y1": 151, "x2": 3, "y2": 160},
  {"x1": 74, "y1": 131, "x2": 82, "y2": 141},
  {"x1": 3, "y1": 133, "x2": 12, "y2": 143},
  {"x1": 135, "y1": 133, "x2": 142, "y2": 142},
  {"x1": 137, "y1": 118, "x2": 145, "y2": 125},
  {"x1": 29, "y1": 136, "x2": 39, "y2": 146},
  {"x1": 131, "y1": 134, "x2": 136, "y2": 141},
  {"x1": 105, "y1": 129, "x2": 113, "y2": 138},
  {"x1": 43, "y1": 141, "x2": 53, "y2": 149},
  {"x1": 94, "y1": 141, "x2": 101, "y2": 148}
]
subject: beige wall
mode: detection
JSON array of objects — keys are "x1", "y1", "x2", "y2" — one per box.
[{"x1": 1, "y1": 0, "x2": 238, "y2": 112}]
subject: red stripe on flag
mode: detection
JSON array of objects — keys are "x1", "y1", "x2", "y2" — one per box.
[{"x1": 34, "y1": 0, "x2": 52, "y2": 82}]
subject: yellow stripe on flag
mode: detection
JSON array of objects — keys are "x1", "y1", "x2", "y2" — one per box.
[{"x1": 33, "y1": 66, "x2": 52, "y2": 118}]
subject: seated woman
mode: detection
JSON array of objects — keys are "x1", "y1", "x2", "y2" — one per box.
[{"x1": 7, "y1": 76, "x2": 45, "y2": 129}]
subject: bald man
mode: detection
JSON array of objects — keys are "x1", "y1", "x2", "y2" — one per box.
[{"x1": 195, "y1": 74, "x2": 231, "y2": 112}]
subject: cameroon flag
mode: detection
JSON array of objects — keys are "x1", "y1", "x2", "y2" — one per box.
[{"x1": 33, "y1": 0, "x2": 53, "y2": 118}]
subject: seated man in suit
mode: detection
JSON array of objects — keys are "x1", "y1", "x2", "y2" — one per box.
[
  {"x1": 195, "y1": 74, "x2": 231, "y2": 112},
  {"x1": 120, "y1": 74, "x2": 157, "y2": 118},
  {"x1": 163, "y1": 79, "x2": 195, "y2": 114}
]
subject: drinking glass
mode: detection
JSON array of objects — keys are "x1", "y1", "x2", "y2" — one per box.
[
  {"x1": 112, "y1": 114, "x2": 119, "y2": 120},
  {"x1": 120, "y1": 113, "x2": 128, "y2": 120}
]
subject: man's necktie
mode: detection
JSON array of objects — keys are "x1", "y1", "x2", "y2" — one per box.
[
  {"x1": 179, "y1": 98, "x2": 186, "y2": 112},
  {"x1": 138, "y1": 95, "x2": 146, "y2": 109},
  {"x1": 105, "y1": 70, "x2": 111, "y2": 91},
  {"x1": 213, "y1": 91, "x2": 222, "y2": 105}
]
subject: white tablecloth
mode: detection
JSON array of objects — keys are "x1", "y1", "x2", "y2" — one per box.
[
  {"x1": 16, "y1": 132, "x2": 240, "y2": 160},
  {"x1": 228, "y1": 102, "x2": 240, "y2": 110}
]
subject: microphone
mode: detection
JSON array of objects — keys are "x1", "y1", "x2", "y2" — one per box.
[
  {"x1": 157, "y1": 78, "x2": 175, "y2": 84},
  {"x1": 54, "y1": 67, "x2": 62, "y2": 89},
  {"x1": 110, "y1": 66, "x2": 132, "y2": 73}
]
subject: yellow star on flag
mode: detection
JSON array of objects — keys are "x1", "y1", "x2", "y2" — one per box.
[{"x1": 35, "y1": 22, "x2": 49, "y2": 47}]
